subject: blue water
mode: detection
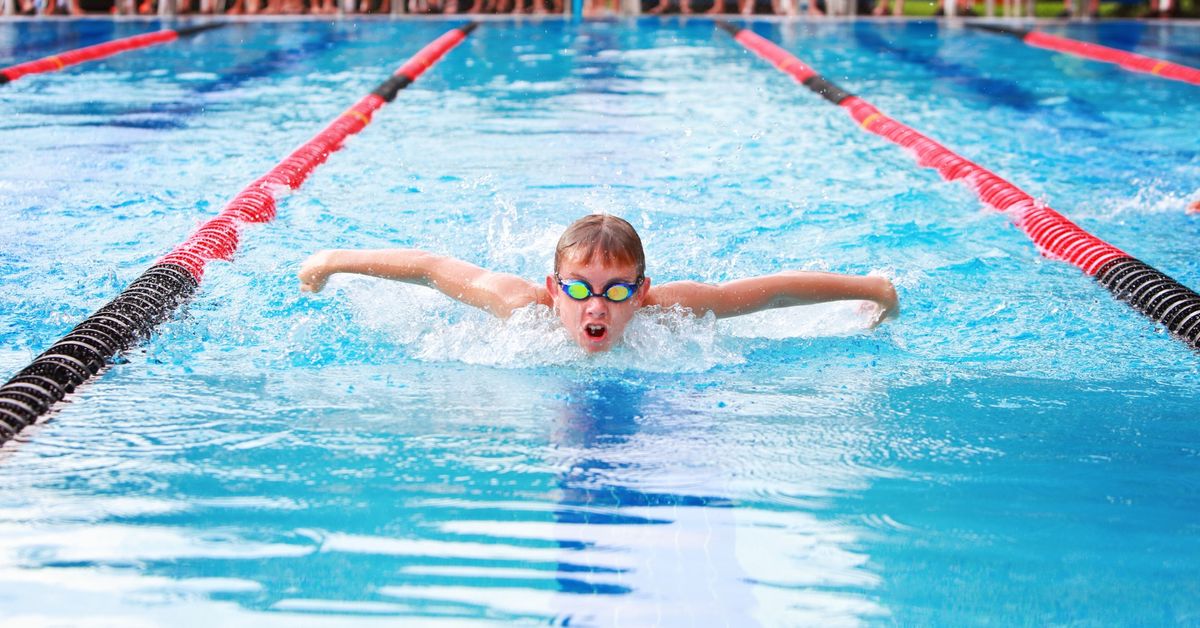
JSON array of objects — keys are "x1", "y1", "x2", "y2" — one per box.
[{"x1": 1, "y1": 17, "x2": 1199, "y2": 625}]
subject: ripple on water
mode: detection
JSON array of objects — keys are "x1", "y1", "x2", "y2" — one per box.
[
  {"x1": 859, "y1": 513, "x2": 915, "y2": 533},
  {"x1": 0, "y1": 522, "x2": 313, "y2": 569},
  {"x1": 0, "y1": 372, "x2": 295, "y2": 486},
  {"x1": 613, "y1": 382, "x2": 1004, "y2": 512}
]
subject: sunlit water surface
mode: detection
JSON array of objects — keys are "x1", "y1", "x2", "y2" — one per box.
[{"x1": 1, "y1": 17, "x2": 1198, "y2": 625}]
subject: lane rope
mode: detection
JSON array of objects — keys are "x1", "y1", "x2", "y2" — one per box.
[
  {"x1": 717, "y1": 21, "x2": 1200, "y2": 352},
  {"x1": 968, "y1": 23, "x2": 1200, "y2": 87},
  {"x1": 0, "y1": 23, "x2": 479, "y2": 445},
  {"x1": 0, "y1": 23, "x2": 227, "y2": 86}
]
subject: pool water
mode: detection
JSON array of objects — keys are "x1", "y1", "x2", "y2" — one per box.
[{"x1": 1, "y1": 17, "x2": 1198, "y2": 625}]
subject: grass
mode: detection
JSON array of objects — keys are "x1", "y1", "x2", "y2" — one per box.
[{"x1": 899, "y1": 0, "x2": 1199, "y2": 16}]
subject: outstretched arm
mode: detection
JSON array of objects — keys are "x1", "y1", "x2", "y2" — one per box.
[
  {"x1": 649, "y1": 271, "x2": 898, "y2": 326},
  {"x1": 298, "y1": 249, "x2": 547, "y2": 318}
]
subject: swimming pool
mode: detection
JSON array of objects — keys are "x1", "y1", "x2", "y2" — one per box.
[{"x1": 1, "y1": 16, "x2": 1198, "y2": 624}]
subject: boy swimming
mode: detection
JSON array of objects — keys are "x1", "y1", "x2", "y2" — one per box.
[{"x1": 298, "y1": 214, "x2": 899, "y2": 353}]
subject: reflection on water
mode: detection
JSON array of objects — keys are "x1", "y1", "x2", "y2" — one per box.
[
  {"x1": 544, "y1": 378, "x2": 884, "y2": 625},
  {"x1": 0, "y1": 365, "x2": 893, "y2": 625},
  {"x1": 547, "y1": 379, "x2": 752, "y2": 625}
]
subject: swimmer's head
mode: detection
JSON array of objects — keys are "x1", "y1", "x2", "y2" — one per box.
[
  {"x1": 547, "y1": 215, "x2": 650, "y2": 353},
  {"x1": 553, "y1": 214, "x2": 646, "y2": 278}
]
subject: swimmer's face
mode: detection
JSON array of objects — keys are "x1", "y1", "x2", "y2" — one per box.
[{"x1": 547, "y1": 257, "x2": 649, "y2": 353}]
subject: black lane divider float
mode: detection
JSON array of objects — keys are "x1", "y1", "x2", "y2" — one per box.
[
  {"x1": 968, "y1": 23, "x2": 1200, "y2": 86},
  {"x1": 0, "y1": 23, "x2": 226, "y2": 86},
  {"x1": 717, "y1": 22, "x2": 1200, "y2": 351},
  {"x1": 0, "y1": 23, "x2": 479, "y2": 445}
]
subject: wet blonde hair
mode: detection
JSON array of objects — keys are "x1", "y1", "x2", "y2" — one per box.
[{"x1": 554, "y1": 214, "x2": 646, "y2": 277}]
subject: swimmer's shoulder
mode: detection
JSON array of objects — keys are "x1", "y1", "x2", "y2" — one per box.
[
  {"x1": 641, "y1": 280, "x2": 707, "y2": 309},
  {"x1": 533, "y1": 284, "x2": 553, "y2": 307},
  {"x1": 502, "y1": 280, "x2": 550, "y2": 316}
]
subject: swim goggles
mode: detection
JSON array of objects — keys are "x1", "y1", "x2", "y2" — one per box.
[{"x1": 555, "y1": 273, "x2": 644, "y2": 303}]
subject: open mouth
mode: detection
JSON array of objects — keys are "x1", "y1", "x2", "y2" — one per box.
[{"x1": 584, "y1": 323, "x2": 607, "y2": 341}]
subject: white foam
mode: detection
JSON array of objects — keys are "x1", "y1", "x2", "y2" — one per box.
[
  {"x1": 1094, "y1": 183, "x2": 1197, "y2": 218},
  {"x1": 721, "y1": 301, "x2": 876, "y2": 340},
  {"x1": 339, "y1": 278, "x2": 878, "y2": 372}
]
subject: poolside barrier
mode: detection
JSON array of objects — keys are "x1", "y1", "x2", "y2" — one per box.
[
  {"x1": 967, "y1": 24, "x2": 1200, "y2": 86},
  {"x1": 0, "y1": 23, "x2": 226, "y2": 86},
  {"x1": 0, "y1": 23, "x2": 479, "y2": 445},
  {"x1": 717, "y1": 22, "x2": 1200, "y2": 351}
]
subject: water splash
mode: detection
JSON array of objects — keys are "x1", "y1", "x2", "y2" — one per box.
[
  {"x1": 722, "y1": 301, "x2": 878, "y2": 340},
  {"x1": 340, "y1": 277, "x2": 878, "y2": 372},
  {"x1": 1097, "y1": 181, "x2": 1198, "y2": 218}
]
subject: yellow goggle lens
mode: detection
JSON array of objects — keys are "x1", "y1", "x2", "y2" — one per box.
[
  {"x1": 565, "y1": 282, "x2": 591, "y2": 300},
  {"x1": 604, "y1": 285, "x2": 632, "y2": 302}
]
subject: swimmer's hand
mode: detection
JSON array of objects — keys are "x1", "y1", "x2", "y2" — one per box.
[
  {"x1": 298, "y1": 250, "x2": 336, "y2": 293},
  {"x1": 861, "y1": 276, "x2": 899, "y2": 329}
]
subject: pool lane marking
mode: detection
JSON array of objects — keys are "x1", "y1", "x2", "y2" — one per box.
[
  {"x1": 0, "y1": 23, "x2": 227, "y2": 86},
  {"x1": 717, "y1": 22, "x2": 1200, "y2": 352},
  {"x1": 0, "y1": 23, "x2": 479, "y2": 446},
  {"x1": 967, "y1": 23, "x2": 1200, "y2": 87}
]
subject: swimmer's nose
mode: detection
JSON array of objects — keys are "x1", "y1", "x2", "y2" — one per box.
[{"x1": 584, "y1": 296, "x2": 609, "y2": 318}]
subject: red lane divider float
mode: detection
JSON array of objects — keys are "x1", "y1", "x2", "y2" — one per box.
[
  {"x1": 718, "y1": 22, "x2": 1200, "y2": 351},
  {"x1": 0, "y1": 23, "x2": 479, "y2": 445},
  {"x1": 0, "y1": 23, "x2": 226, "y2": 86},
  {"x1": 969, "y1": 23, "x2": 1200, "y2": 87},
  {"x1": 160, "y1": 22, "x2": 477, "y2": 283}
]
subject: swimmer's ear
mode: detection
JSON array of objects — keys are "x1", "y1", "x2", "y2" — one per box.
[
  {"x1": 637, "y1": 276, "x2": 651, "y2": 306},
  {"x1": 545, "y1": 275, "x2": 557, "y2": 304}
]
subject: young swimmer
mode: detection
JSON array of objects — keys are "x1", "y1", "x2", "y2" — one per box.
[{"x1": 298, "y1": 214, "x2": 899, "y2": 353}]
